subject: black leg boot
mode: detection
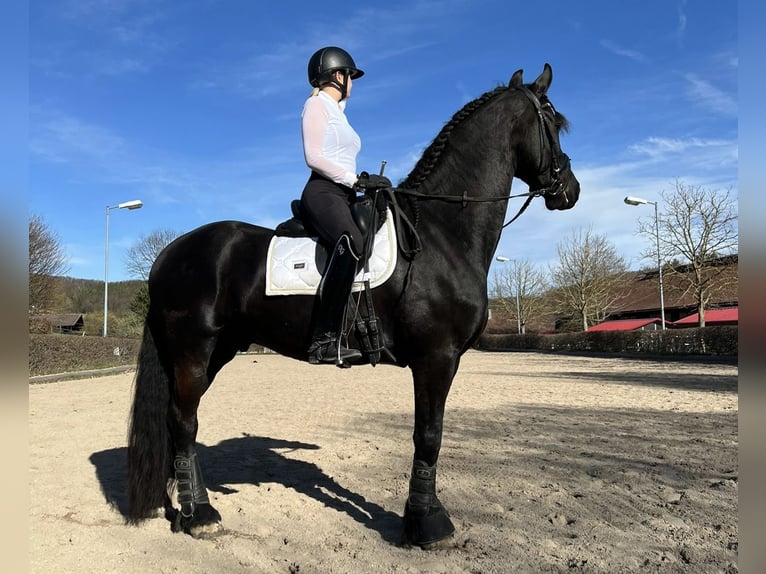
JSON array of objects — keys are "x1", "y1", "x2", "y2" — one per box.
[{"x1": 308, "y1": 234, "x2": 363, "y2": 366}]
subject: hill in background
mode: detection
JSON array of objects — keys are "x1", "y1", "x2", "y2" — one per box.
[{"x1": 51, "y1": 276, "x2": 144, "y2": 315}]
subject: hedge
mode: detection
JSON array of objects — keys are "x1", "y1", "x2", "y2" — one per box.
[
  {"x1": 28, "y1": 334, "x2": 276, "y2": 378},
  {"x1": 476, "y1": 326, "x2": 738, "y2": 357},
  {"x1": 29, "y1": 334, "x2": 142, "y2": 377},
  {"x1": 29, "y1": 326, "x2": 737, "y2": 378}
]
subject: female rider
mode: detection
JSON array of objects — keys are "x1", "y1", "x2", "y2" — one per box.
[{"x1": 300, "y1": 46, "x2": 388, "y2": 365}]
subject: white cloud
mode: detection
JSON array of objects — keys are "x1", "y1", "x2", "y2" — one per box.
[
  {"x1": 684, "y1": 74, "x2": 737, "y2": 117},
  {"x1": 599, "y1": 40, "x2": 646, "y2": 63},
  {"x1": 675, "y1": 0, "x2": 688, "y2": 46},
  {"x1": 191, "y1": 0, "x2": 469, "y2": 101},
  {"x1": 628, "y1": 136, "x2": 738, "y2": 171},
  {"x1": 630, "y1": 136, "x2": 730, "y2": 157},
  {"x1": 29, "y1": 105, "x2": 310, "y2": 224},
  {"x1": 36, "y1": 0, "x2": 172, "y2": 79},
  {"x1": 30, "y1": 110, "x2": 127, "y2": 163}
]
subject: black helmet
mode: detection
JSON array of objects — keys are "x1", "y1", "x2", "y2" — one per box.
[{"x1": 307, "y1": 46, "x2": 364, "y2": 88}]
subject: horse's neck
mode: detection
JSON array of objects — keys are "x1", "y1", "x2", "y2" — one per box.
[{"x1": 417, "y1": 125, "x2": 515, "y2": 265}]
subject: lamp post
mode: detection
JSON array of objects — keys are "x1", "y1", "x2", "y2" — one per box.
[
  {"x1": 496, "y1": 256, "x2": 522, "y2": 334},
  {"x1": 624, "y1": 196, "x2": 666, "y2": 330},
  {"x1": 104, "y1": 199, "x2": 143, "y2": 337}
]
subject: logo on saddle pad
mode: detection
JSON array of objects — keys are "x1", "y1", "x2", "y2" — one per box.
[{"x1": 265, "y1": 209, "x2": 397, "y2": 296}]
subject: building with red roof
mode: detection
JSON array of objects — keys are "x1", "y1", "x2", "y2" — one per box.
[
  {"x1": 587, "y1": 318, "x2": 667, "y2": 332},
  {"x1": 486, "y1": 255, "x2": 738, "y2": 333},
  {"x1": 671, "y1": 307, "x2": 738, "y2": 328}
]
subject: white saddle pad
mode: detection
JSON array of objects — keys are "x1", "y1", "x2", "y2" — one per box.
[{"x1": 265, "y1": 209, "x2": 397, "y2": 296}]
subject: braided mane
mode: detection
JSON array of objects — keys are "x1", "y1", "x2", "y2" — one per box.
[{"x1": 401, "y1": 85, "x2": 510, "y2": 190}]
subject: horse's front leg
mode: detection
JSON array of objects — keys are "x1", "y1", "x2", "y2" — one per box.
[
  {"x1": 170, "y1": 362, "x2": 222, "y2": 538},
  {"x1": 402, "y1": 353, "x2": 459, "y2": 547}
]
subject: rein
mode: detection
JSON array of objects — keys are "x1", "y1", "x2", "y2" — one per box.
[
  {"x1": 376, "y1": 184, "x2": 541, "y2": 260},
  {"x1": 391, "y1": 185, "x2": 540, "y2": 229}
]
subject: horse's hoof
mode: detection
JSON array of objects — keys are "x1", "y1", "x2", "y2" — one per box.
[
  {"x1": 188, "y1": 520, "x2": 224, "y2": 539},
  {"x1": 171, "y1": 504, "x2": 223, "y2": 538},
  {"x1": 402, "y1": 503, "x2": 456, "y2": 548},
  {"x1": 401, "y1": 532, "x2": 455, "y2": 550},
  {"x1": 419, "y1": 535, "x2": 455, "y2": 551}
]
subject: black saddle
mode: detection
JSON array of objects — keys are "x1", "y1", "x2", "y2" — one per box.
[{"x1": 275, "y1": 195, "x2": 388, "y2": 243}]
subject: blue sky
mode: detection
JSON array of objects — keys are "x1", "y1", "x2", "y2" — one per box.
[{"x1": 28, "y1": 0, "x2": 738, "y2": 282}]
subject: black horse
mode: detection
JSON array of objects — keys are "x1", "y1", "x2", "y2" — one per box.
[{"x1": 127, "y1": 64, "x2": 580, "y2": 547}]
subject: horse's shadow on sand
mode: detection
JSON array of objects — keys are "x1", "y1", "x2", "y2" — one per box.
[{"x1": 89, "y1": 433, "x2": 403, "y2": 544}]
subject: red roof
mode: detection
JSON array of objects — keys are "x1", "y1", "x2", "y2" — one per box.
[
  {"x1": 673, "y1": 307, "x2": 738, "y2": 325},
  {"x1": 588, "y1": 318, "x2": 664, "y2": 332}
]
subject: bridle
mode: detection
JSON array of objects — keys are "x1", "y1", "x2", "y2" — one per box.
[
  {"x1": 489, "y1": 85, "x2": 571, "y2": 228},
  {"x1": 517, "y1": 85, "x2": 571, "y2": 201}
]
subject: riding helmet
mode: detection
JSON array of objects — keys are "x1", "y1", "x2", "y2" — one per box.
[{"x1": 307, "y1": 46, "x2": 364, "y2": 87}]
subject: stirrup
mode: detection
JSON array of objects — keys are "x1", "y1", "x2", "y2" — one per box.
[{"x1": 308, "y1": 336, "x2": 362, "y2": 365}]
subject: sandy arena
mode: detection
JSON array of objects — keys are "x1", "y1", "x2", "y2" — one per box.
[{"x1": 29, "y1": 350, "x2": 738, "y2": 573}]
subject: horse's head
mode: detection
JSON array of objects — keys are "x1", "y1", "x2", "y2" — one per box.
[{"x1": 509, "y1": 64, "x2": 580, "y2": 211}]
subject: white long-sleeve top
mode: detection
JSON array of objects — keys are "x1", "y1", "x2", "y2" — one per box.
[{"x1": 301, "y1": 91, "x2": 360, "y2": 188}]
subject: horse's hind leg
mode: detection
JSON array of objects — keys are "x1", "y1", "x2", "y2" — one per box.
[
  {"x1": 169, "y1": 359, "x2": 223, "y2": 538},
  {"x1": 402, "y1": 353, "x2": 458, "y2": 548}
]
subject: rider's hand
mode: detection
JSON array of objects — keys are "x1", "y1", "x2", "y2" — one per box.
[{"x1": 355, "y1": 171, "x2": 392, "y2": 191}]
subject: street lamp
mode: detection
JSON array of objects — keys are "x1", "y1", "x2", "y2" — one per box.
[
  {"x1": 496, "y1": 256, "x2": 522, "y2": 334},
  {"x1": 624, "y1": 196, "x2": 666, "y2": 330},
  {"x1": 104, "y1": 199, "x2": 143, "y2": 337}
]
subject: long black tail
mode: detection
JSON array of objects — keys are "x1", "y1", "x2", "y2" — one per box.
[{"x1": 127, "y1": 323, "x2": 172, "y2": 523}]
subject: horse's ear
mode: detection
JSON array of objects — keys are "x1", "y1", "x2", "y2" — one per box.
[
  {"x1": 531, "y1": 63, "x2": 553, "y2": 96},
  {"x1": 509, "y1": 69, "x2": 524, "y2": 89}
]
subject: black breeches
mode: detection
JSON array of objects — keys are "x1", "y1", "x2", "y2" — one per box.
[{"x1": 300, "y1": 172, "x2": 364, "y2": 256}]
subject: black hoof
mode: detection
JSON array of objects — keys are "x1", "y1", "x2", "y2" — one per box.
[
  {"x1": 171, "y1": 503, "x2": 223, "y2": 538},
  {"x1": 402, "y1": 502, "x2": 455, "y2": 548}
]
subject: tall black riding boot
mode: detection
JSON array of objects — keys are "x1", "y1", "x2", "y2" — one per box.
[{"x1": 308, "y1": 234, "x2": 363, "y2": 365}]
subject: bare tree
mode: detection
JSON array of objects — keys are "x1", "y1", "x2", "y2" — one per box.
[
  {"x1": 125, "y1": 229, "x2": 180, "y2": 324},
  {"x1": 125, "y1": 229, "x2": 180, "y2": 280},
  {"x1": 549, "y1": 226, "x2": 628, "y2": 331},
  {"x1": 637, "y1": 180, "x2": 738, "y2": 327},
  {"x1": 29, "y1": 214, "x2": 69, "y2": 314},
  {"x1": 491, "y1": 258, "x2": 548, "y2": 333}
]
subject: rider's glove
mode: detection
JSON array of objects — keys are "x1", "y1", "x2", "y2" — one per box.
[{"x1": 355, "y1": 171, "x2": 392, "y2": 191}]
